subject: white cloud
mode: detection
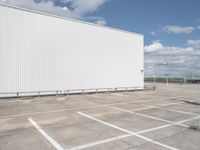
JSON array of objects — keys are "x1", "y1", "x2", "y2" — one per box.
[
  {"x1": 197, "y1": 25, "x2": 200, "y2": 30},
  {"x1": 144, "y1": 41, "x2": 200, "y2": 77},
  {"x1": 149, "y1": 31, "x2": 156, "y2": 36},
  {"x1": 163, "y1": 25, "x2": 194, "y2": 34},
  {"x1": 1, "y1": 0, "x2": 78, "y2": 18},
  {"x1": 69, "y1": 0, "x2": 108, "y2": 17},
  {"x1": 187, "y1": 40, "x2": 200, "y2": 49},
  {"x1": 96, "y1": 19, "x2": 107, "y2": 25},
  {"x1": 62, "y1": 6, "x2": 68, "y2": 11},
  {"x1": 85, "y1": 16, "x2": 107, "y2": 25},
  {"x1": 0, "y1": 0, "x2": 108, "y2": 20},
  {"x1": 144, "y1": 41, "x2": 163, "y2": 52}
]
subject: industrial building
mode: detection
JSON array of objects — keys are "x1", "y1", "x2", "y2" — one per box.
[{"x1": 0, "y1": 4, "x2": 144, "y2": 98}]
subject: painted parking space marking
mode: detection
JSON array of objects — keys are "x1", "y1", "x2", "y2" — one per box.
[
  {"x1": 116, "y1": 102, "x2": 184, "y2": 112},
  {"x1": 111, "y1": 107, "x2": 189, "y2": 128},
  {"x1": 28, "y1": 118, "x2": 64, "y2": 150},
  {"x1": 0, "y1": 95, "x2": 191, "y2": 119},
  {"x1": 142, "y1": 104, "x2": 199, "y2": 116},
  {"x1": 78, "y1": 112, "x2": 179, "y2": 150},
  {"x1": 70, "y1": 114, "x2": 200, "y2": 150},
  {"x1": 68, "y1": 134, "x2": 132, "y2": 150}
]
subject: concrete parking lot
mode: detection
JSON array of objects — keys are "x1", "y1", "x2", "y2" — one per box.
[{"x1": 1, "y1": 84, "x2": 200, "y2": 150}]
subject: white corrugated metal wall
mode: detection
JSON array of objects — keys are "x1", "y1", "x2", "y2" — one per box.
[{"x1": 0, "y1": 4, "x2": 144, "y2": 97}]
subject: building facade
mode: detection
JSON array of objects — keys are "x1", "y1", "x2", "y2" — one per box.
[{"x1": 0, "y1": 4, "x2": 144, "y2": 97}]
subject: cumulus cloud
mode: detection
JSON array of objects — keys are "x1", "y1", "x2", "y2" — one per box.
[
  {"x1": 145, "y1": 41, "x2": 200, "y2": 77},
  {"x1": 163, "y1": 25, "x2": 194, "y2": 34},
  {"x1": 144, "y1": 41, "x2": 163, "y2": 52},
  {"x1": 0, "y1": 0, "x2": 108, "y2": 23},
  {"x1": 67, "y1": 0, "x2": 108, "y2": 17},
  {"x1": 188, "y1": 40, "x2": 200, "y2": 49}
]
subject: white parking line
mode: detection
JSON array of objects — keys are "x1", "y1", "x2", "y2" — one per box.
[
  {"x1": 71, "y1": 114, "x2": 200, "y2": 150},
  {"x1": 112, "y1": 102, "x2": 184, "y2": 112},
  {"x1": 139, "y1": 114, "x2": 200, "y2": 134},
  {"x1": 0, "y1": 96, "x2": 187, "y2": 119},
  {"x1": 128, "y1": 106, "x2": 155, "y2": 112},
  {"x1": 142, "y1": 104, "x2": 199, "y2": 116},
  {"x1": 111, "y1": 107, "x2": 189, "y2": 128},
  {"x1": 78, "y1": 112, "x2": 179, "y2": 150},
  {"x1": 28, "y1": 118, "x2": 64, "y2": 150},
  {"x1": 69, "y1": 134, "x2": 132, "y2": 150},
  {"x1": 150, "y1": 102, "x2": 184, "y2": 107}
]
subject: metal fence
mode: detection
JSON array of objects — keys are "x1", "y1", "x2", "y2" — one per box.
[
  {"x1": 0, "y1": 87, "x2": 145, "y2": 99},
  {"x1": 145, "y1": 77, "x2": 200, "y2": 85}
]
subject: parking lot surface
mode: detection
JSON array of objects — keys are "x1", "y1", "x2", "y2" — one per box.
[{"x1": 1, "y1": 84, "x2": 200, "y2": 150}]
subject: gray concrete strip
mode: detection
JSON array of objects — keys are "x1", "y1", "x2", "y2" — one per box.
[
  {"x1": 0, "y1": 96, "x2": 188, "y2": 119},
  {"x1": 111, "y1": 107, "x2": 189, "y2": 128}
]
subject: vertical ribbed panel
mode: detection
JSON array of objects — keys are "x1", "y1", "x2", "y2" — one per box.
[{"x1": 0, "y1": 4, "x2": 144, "y2": 97}]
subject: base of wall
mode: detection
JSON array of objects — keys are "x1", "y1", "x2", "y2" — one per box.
[{"x1": 0, "y1": 87, "x2": 145, "y2": 99}]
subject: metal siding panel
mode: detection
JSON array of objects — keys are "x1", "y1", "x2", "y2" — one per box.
[{"x1": 0, "y1": 5, "x2": 144, "y2": 97}]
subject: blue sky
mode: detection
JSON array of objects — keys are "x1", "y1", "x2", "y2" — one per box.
[
  {"x1": 94, "y1": 0, "x2": 200, "y2": 45},
  {"x1": 1, "y1": 0, "x2": 200, "y2": 77}
]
